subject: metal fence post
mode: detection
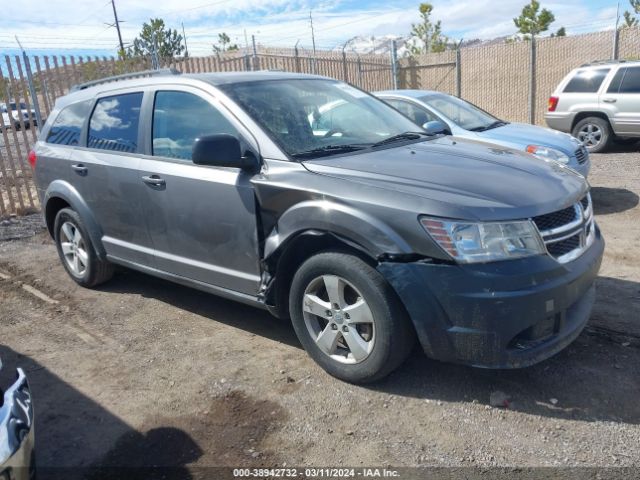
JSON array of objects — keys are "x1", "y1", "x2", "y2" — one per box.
[
  {"x1": 17, "y1": 54, "x2": 43, "y2": 130},
  {"x1": 613, "y1": 0, "x2": 621, "y2": 60},
  {"x1": 252, "y1": 35, "x2": 259, "y2": 71},
  {"x1": 357, "y1": 55, "x2": 362, "y2": 87},
  {"x1": 342, "y1": 48, "x2": 348, "y2": 83},
  {"x1": 390, "y1": 39, "x2": 398, "y2": 90},
  {"x1": 528, "y1": 35, "x2": 536, "y2": 124},
  {"x1": 455, "y1": 48, "x2": 462, "y2": 98},
  {"x1": 294, "y1": 44, "x2": 300, "y2": 72}
]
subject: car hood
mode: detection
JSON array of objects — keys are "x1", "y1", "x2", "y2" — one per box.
[
  {"x1": 475, "y1": 122, "x2": 581, "y2": 154},
  {"x1": 302, "y1": 136, "x2": 588, "y2": 221}
]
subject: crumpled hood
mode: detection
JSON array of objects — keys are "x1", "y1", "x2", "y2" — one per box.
[
  {"x1": 303, "y1": 136, "x2": 588, "y2": 221},
  {"x1": 476, "y1": 122, "x2": 581, "y2": 154}
]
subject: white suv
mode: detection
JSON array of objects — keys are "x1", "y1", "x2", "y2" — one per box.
[
  {"x1": 545, "y1": 60, "x2": 640, "y2": 153},
  {"x1": 0, "y1": 101, "x2": 34, "y2": 131}
]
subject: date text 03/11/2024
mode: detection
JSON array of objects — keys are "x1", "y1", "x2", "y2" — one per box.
[{"x1": 232, "y1": 468, "x2": 401, "y2": 478}]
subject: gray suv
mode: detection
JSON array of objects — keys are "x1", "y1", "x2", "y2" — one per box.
[
  {"x1": 545, "y1": 60, "x2": 640, "y2": 153},
  {"x1": 33, "y1": 70, "x2": 604, "y2": 383}
]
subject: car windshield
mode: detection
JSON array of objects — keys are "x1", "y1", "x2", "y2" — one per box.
[
  {"x1": 421, "y1": 94, "x2": 503, "y2": 131},
  {"x1": 220, "y1": 79, "x2": 425, "y2": 158}
]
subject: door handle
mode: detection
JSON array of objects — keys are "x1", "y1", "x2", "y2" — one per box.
[
  {"x1": 71, "y1": 163, "x2": 87, "y2": 175},
  {"x1": 141, "y1": 175, "x2": 166, "y2": 187},
  {"x1": 602, "y1": 98, "x2": 617, "y2": 103}
]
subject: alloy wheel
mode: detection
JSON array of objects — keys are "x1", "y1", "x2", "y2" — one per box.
[
  {"x1": 577, "y1": 123, "x2": 603, "y2": 148},
  {"x1": 59, "y1": 221, "x2": 88, "y2": 276},
  {"x1": 302, "y1": 274, "x2": 375, "y2": 364}
]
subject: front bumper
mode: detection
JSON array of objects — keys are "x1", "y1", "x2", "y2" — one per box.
[
  {"x1": 1, "y1": 369, "x2": 35, "y2": 480},
  {"x1": 378, "y1": 227, "x2": 604, "y2": 368}
]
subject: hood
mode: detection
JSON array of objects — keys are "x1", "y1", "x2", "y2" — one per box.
[
  {"x1": 302, "y1": 136, "x2": 588, "y2": 221},
  {"x1": 476, "y1": 122, "x2": 581, "y2": 154}
]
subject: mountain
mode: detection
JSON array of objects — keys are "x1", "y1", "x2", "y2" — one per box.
[
  {"x1": 335, "y1": 35, "x2": 410, "y2": 56},
  {"x1": 336, "y1": 35, "x2": 513, "y2": 57}
]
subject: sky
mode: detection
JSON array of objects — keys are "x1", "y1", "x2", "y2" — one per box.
[{"x1": 0, "y1": 0, "x2": 624, "y2": 58}]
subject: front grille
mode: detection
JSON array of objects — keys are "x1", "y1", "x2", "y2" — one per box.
[
  {"x1": 547, "y1": 233, "x2": 581, "y2": 257},
  {"x1": 574, "y1": 146, "x2": 588, "y2": 165},
  {"x1": 532, "y1": 205, "x2": 577, "y2": 232},
  {"x1": 533, "y1": 193, "x2": 594, "y2": 263}
]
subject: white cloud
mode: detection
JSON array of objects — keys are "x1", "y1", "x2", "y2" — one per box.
[{"x1": 0, "y1": 0, "x2": 617, "y2": 56}]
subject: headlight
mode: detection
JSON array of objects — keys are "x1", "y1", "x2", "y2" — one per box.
[
  {"x1": 526, "y1": 145, "x2": 570, "y2": 164},
  {"x1": 420, "y1": 217, "x2": 546, "y2": 263}
]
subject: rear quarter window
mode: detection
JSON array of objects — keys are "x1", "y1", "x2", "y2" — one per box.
[
  {"x1": 619, "y1": 66, "x2": 640, "y2": 93},
  {"x1": 563, "y1": 68, "x2": 610, "y2": 93},
  {"x1": 46, "y1": 100, "x2": 92, "y2": 146},
  {"x1": 88, "y1": 92, "x2": 143, "y2": 153}
]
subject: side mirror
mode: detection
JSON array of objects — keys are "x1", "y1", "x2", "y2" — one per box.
[
  {"x1": 422, "y1": 120, "x2": 451, "y2": 136},
  {"x1": 192, "y1": 134, "x2": 259, "y2": 170}
]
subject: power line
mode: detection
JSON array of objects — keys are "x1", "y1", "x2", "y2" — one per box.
[
  {"x1": 158, "y1": 0, "x2": 234, "y2": 16},
  {"x1": 1, "y1": 0, "x2": 111, "y2": 27}
]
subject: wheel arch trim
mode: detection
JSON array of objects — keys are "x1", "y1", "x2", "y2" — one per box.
[
  {"x1": 263, "y1": 199, "x2": 413, "y2": 261},
  {"x1": 43, "y1": 180, "x2": 107, "y2": 259}
]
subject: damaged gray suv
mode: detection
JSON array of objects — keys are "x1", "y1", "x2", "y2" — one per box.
[{"x1": 33, "y1": 71, "x2": 604, "y2": 383}]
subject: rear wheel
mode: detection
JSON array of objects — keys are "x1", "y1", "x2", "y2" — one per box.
[
  {"x1": 289, "y1": 252, "x2": 414, "y2": 383},
  {"x1": 573, "y1": 116, "x2": 612, "y2": 153},
  {"x1": 54, "y1": 208, "x2": 113, "y2": 287}
]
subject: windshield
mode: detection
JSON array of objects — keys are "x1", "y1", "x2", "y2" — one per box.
[
  {"x1": 220, "y1": 79, "x2": 423, "y2": 158},
  {"x1": 421, "y1": 94, "x2": 502, "y2": 131}
]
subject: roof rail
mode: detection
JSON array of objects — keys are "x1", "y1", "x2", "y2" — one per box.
[
  {"x1": 70, "y1": 68, "x2": 181, "y2": 92},
  {"x1": 580, "y1": 59, "x2": 629, "y2": 67}
]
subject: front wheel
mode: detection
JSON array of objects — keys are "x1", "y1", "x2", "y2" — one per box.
[
  {"x1": 289, "y1": 252, "x2": 414, "y2": 383},
  {"x1": 572, "y1": 116, "x2": 612, "y2": 153}
]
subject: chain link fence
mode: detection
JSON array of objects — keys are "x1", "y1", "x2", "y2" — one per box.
[{"x1": 1, "y1": 26, "x2": 639, "y2": 216}]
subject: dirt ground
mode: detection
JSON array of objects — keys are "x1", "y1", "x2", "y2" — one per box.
[{"x1": 1, "y1": 148, "x2": 639, "y2": 479}]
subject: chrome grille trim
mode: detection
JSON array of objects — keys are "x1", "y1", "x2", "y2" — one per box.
[{"x1": 533, "y1": 193, "x2": 594, "y2": 264}]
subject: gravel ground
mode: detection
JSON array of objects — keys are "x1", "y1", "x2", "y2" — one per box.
[{"x1": 0, "y1": 149, "x2": 639, "y2": 479}]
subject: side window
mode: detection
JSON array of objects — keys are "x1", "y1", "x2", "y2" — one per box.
[
  {"x1": 386, "y1": 99, "x2": 437, "y2": 126},
  {"x1": 619, "y1": 66, "x2": 640, "y2": 93},
  {"x1": 88, "y1": 92, "x2": 143, "y2": 153},
  {"x1": 607, "y1": 68, "x2": 626, "y2": 93},
  {"x1": 563, "y1": 68, "x2": 610, "y2": 93},
  {"x1": 152, "y1": 91, "x2": 239, "y2": 160},
  {"x1": 46, "y1": 100, "x2": 91, "y2": 146}
]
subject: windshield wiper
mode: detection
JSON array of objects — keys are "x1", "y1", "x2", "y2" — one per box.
[
  {"x1": 291, "y1": 144, "x2": 368, "y2": 159},
  {"x1": 372, "y1": 131, "x2": 432, "y2": 148},
  {"x1": 469, "y1": 121, "x2": 508, "y2": 132}
]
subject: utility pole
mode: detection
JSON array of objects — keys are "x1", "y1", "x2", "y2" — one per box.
[
  {"x1": 182, "y1": 22, "x2": 189, "y2": 57},
  {"x1": 309, "y1": 9, "x2": 317, "y2": 74},
  {"x1": 111, "y1": 0, "x2": 125, "y2": 56}
]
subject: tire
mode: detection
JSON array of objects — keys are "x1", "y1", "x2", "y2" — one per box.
[
  {"x1": 289, "y1": 252, "x2": 414, "y2": 383},
  {"x1": 572, "y1": 116, "x2": 612, "y2": 153},
  {"x1": 54, "y1": 208, "x2": 113, "y2": 287}
]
